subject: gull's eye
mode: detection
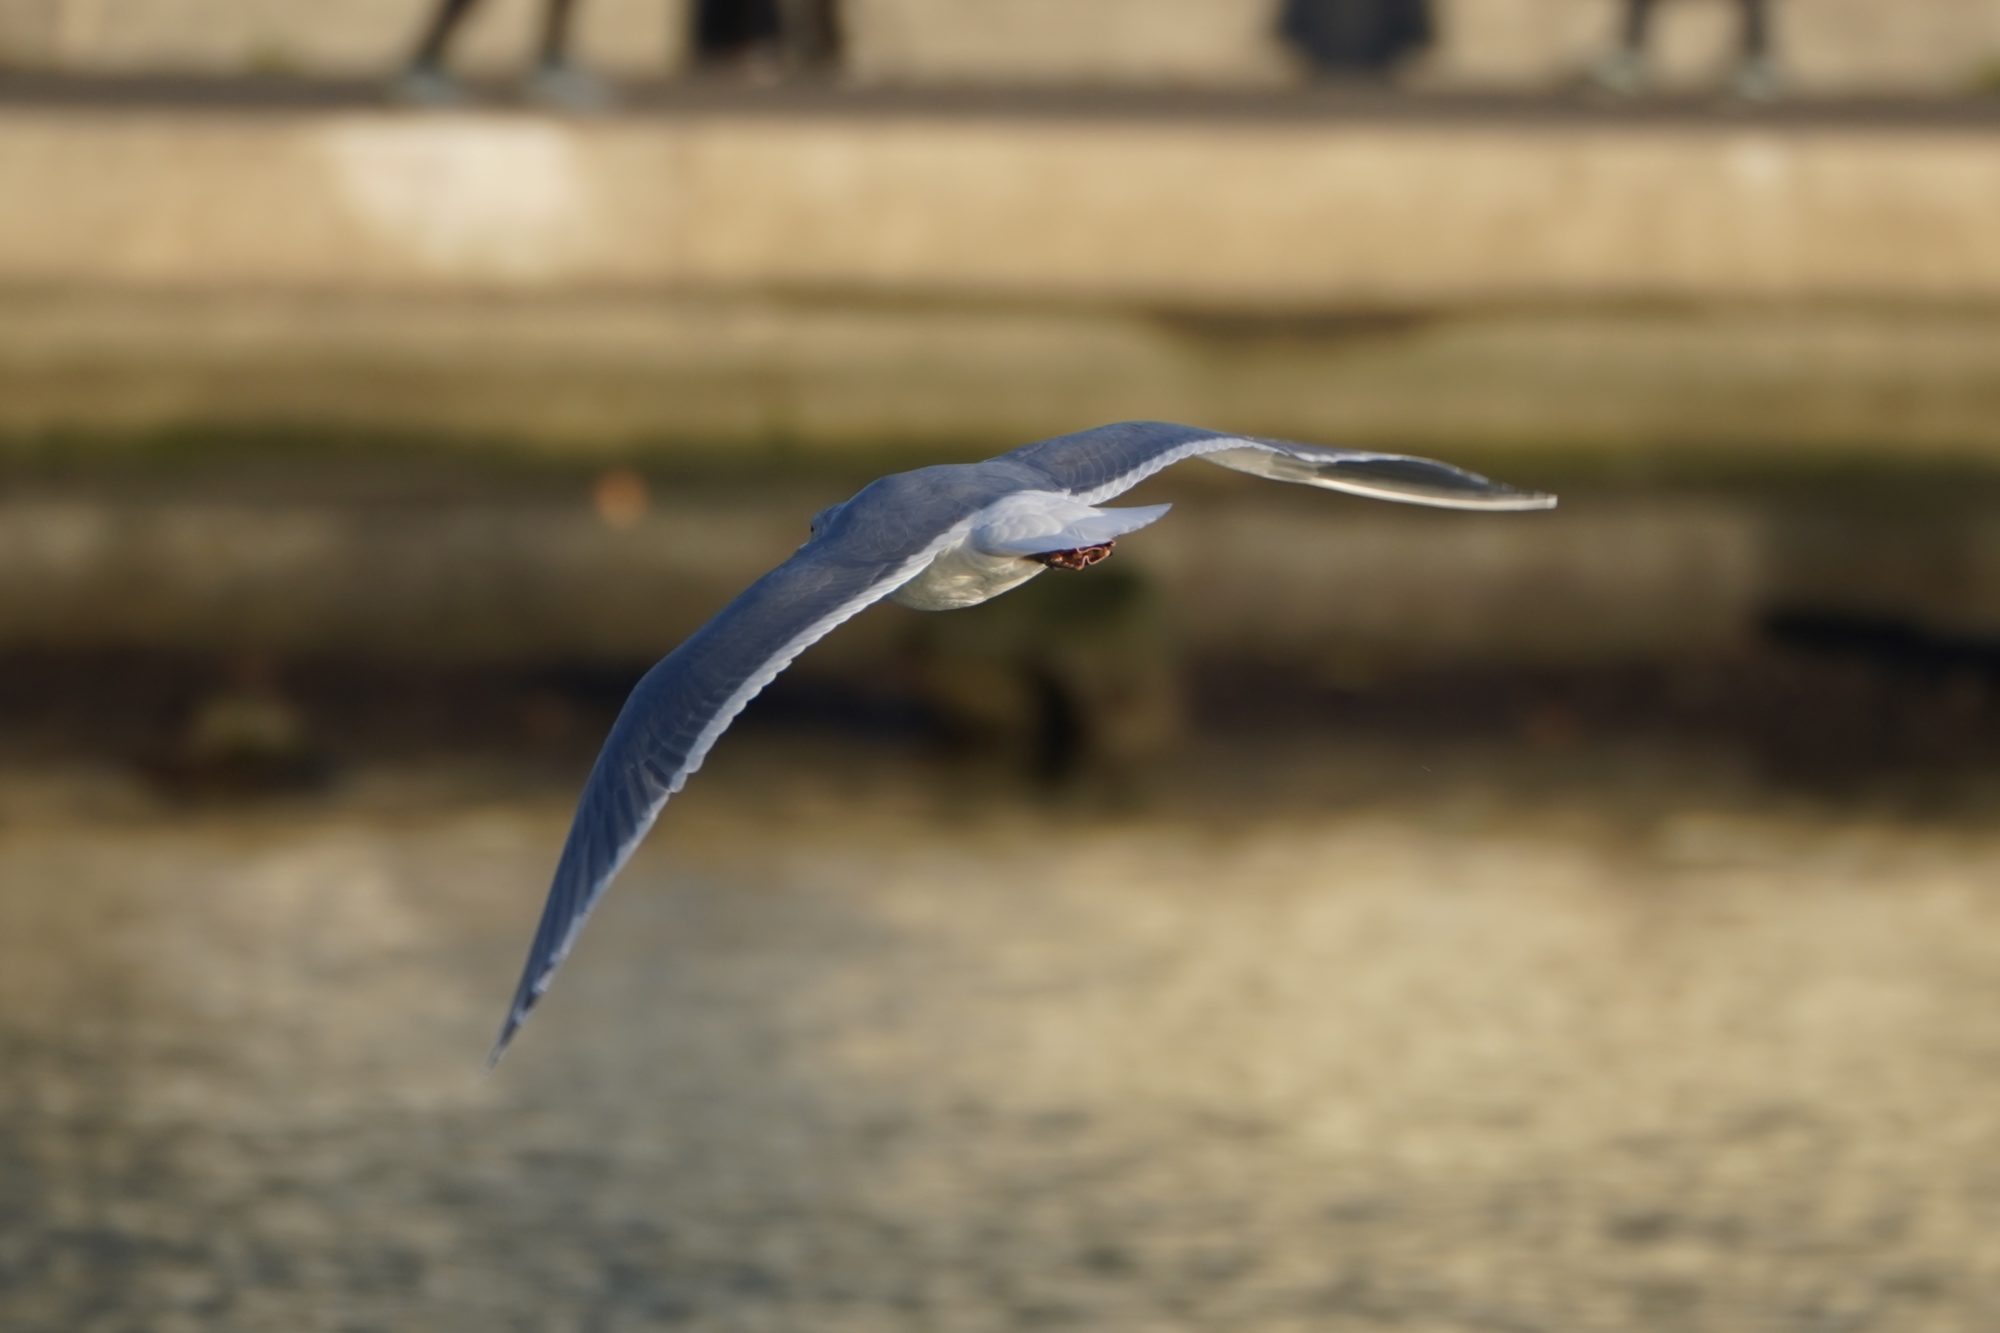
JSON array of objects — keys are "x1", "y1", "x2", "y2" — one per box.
[{"x1": 808, "y1": 505, "x2": 839, "y2": 539}]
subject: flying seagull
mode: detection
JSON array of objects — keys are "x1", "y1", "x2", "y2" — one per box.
[{"x1": 489, "y1": 420, "x2": 1555, "y2": 1063}]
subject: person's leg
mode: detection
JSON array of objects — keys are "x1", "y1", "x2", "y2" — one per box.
[
  {"x1": 537, "y1": 0, "x2": 577, "y2": 68},
  {"x1": 1739, "y1": 0, "x2": 1771, "y2": 61},
  {"x1": 781, "y1": 0, "x2": 843, "y2": 72},
  {"x1": 1732, "y1": 0, "x2": 1779, "y2": 98},
  {"x1": 1621, "y1": 0, "x2": 1657, "y2": 54},
  {"x1": 528, "y1": 0, "x2": 613, "y2": 108},
  {"x1": 1591, "y1": 0, "x2": 1653, "y2": 93},
  {"x1": 394, "y1": 0, "x2": 484, "y2": 103},
  {"x1": 410, "y1": 0, "x2": 483, "y2": 70},
  {"x1": 693, "y1": 0, "x2": 784, "y2": 69}
]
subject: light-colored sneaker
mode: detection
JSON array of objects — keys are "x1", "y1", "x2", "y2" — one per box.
[
  {"x1": 1730, "y1": 56, "x2": 1783, "y2": 103},
  {"x1": 527, "y1": 63, "x2": 615, "y2": 114},
  {"x1": 389, "y1": 64, "x2": 468, "y2": 108},
  {"x1": 1586, "y1": 49, "x2": 1648, "y2": 97}
]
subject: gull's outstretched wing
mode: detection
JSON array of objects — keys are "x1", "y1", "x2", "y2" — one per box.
[
  {"x1": 999, "y1": 420, "x2": 1556, "y2": 512},
  {"x1": 489, "y1": 529, "x2": 953, "y2": 1065}
]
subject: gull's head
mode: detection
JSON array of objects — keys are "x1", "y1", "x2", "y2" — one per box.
[{"x1": 807, "y1": 501, "x2": 845, "y2": 541}]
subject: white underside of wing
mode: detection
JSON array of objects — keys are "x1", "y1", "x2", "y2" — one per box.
[
  {"x1": 892, "y1": 492, "x2": 1171, "y2": 610},
  {"x1": 1073, "y1": 434, "x2": 1557, "y2": 512},
  {"x1": 1204, "y1": 447, "x2": 1558, "y2": 512},
  {"x1": 974, "y1": 492, "x2": 1173, "y2": 555}
]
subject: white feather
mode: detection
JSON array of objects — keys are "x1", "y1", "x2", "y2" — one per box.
[{"x1": 973, "y1": 493, "x2": 1173, "y2": 556}]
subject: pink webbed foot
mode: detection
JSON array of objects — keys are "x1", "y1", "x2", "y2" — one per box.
[{"x1": 1032, "y1": 541, "x2": 1116, "y2": 572}]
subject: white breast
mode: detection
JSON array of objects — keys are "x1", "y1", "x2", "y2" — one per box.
[
  {"x1": 889, "y1": 536, "x2": 1045, "y2": 610},
  {"x1": 887, "y1": 490, "x2": 1171, "y2": 612}
]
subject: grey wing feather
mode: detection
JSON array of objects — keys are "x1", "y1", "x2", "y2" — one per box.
[
  {"x1": 488, "y1": 537, "x2": 940, "y2": 1065},
  {"x1": 999, "y1": 420, "x2": 1556, "y2": 511}
]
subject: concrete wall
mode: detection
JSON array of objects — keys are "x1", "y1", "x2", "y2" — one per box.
[
  {"x1": 3, "y1": 105, "x2": 1998, "y2": 458},
  {"x1": 18, "y1": 290, "x2": 2000, "y2": 466},
  {"x1": 0, "y1": 488, "x2": 1758, "y2": 665},
  {"x1": 2, "y1": 0, "x2": 1998, "y2": 91},
  {"x1": 4, "y1": 111, "x2": 1999, "y2": 306}
]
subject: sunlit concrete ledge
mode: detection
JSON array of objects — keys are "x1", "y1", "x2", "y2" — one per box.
[
  {"x1": 5, "y1": 292, "x2": 2000, "y2": 462},
  {"x1": 2, "y1": 107, "x2": 1999, "y2": 305}
]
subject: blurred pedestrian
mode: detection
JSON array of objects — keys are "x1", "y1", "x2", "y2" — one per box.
[
  {"x1": 1592, "y1": 0, "x2": 1779, "y2": 100},
  {"x1": 395, "y1": 0, "x2": 610, "y2": 110},
  {"x1": 1277, "y1": 0, "x2": 1434, "y2": 80}
]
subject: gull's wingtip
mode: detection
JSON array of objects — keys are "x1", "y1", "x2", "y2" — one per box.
[
  {"x1": 484, "y1": 1025, "x2": 515, "y2": 1072},
  {"x1": 1461, "y1": 479, "x2": 1557, "y2": 512},
  {"x1": 485, "y1": 1001, "x2": 533, "y2": 1071},
  {"x1": 1362, "y1": 485, "x2": 1559, "y2": 513},
  {"x1": 1456, "y1": 476, "x2": 1556, "y2": 512}
]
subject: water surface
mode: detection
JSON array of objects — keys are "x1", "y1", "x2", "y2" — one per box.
[{"x1": 4, "y1": 744, "x2": 1997, "y2": 1331}]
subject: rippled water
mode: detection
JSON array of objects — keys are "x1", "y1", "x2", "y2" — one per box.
[{"x1": 4, "y1": 743, "x2": 1999, "y2": 1331}]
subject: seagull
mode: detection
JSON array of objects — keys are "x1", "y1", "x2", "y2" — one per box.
[{"x1": 489, "y1": 420, "x2": 1555, "y2": 1063}]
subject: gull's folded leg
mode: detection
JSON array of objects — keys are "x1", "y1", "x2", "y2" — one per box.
[{"x1": 1032, "y1": 542, "x2": 1117, "y2": 571}]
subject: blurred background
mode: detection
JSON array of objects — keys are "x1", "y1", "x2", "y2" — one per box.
[{"x1": 5, "y1": 2, "x2": 2000, "y2": 1329}]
